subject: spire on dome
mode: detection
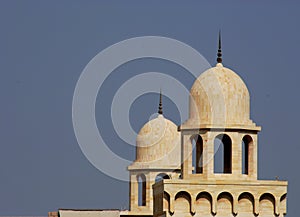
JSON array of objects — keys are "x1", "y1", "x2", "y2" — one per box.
[
  {"x1": 158, "y1": 89, "x2": 163, "y2": 115},
  {"x1": 217, "y1": 30, "x2": 222, "y2": 64}
]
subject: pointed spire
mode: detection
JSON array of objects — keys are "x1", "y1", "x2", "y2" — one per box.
[
  {"x1": 217, "y1": 30, "x2": 222, "y2": 64},
  {"x1": 158, "y1": 89, "x2": 163, "y2": 115}
]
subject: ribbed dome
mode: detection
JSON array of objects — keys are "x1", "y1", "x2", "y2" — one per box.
[
  {"x1": 135, "y1": 114, "x2": 180, "y2": 167},
  {"x1": 187, "y1": 63, "x2": 257, "y2": 129}
]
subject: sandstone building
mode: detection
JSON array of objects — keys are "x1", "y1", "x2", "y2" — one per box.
[{"x1": 49, "y1": 35, "x2": 288, "y2": 217}]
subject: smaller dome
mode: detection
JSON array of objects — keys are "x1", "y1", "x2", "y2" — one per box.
[{"x1": 135, "y1": 114, "x2": 180, "y2": 167}]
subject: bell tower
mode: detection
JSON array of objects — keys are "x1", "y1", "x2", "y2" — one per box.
[{"x1": 152, "y1": 34, "x2": 288, "y2": 217}]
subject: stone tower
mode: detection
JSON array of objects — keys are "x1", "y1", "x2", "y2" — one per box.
[
  {"x1": 124, "y1": 35, "x2": 288, "y2": 217},
  {"x1": 125, "y1": 91, "x2": 181, "y2": 216},
  {"x1": 151, "y1": 36, "x2": 288, "y2": 217},
  {"x1": 47, "y1": 35, "x2": 288, "y2": 217}
]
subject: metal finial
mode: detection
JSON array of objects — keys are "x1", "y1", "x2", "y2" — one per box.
[
  {"x1": 158, "y1": 89, "x2": 163, "y2": 115},
  {"x1": 217, "y1": 30, "x2": 222, "y2": 63}
]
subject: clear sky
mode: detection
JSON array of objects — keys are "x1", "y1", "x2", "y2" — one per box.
[{"x1": 1, "y1": 1, "x2": 299, "y2": 216}]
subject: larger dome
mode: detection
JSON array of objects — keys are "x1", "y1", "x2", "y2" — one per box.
[
  {"x1": 185, "y1": 63, "x2": 258, "y2": 130},
  {"x1": 134, "y1": 114, "x2": 180, "y2": 168}
]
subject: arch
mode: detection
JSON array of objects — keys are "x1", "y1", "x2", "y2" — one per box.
[
  {"x1": 191, "y1": 135, "x2": 203, "y2": 174},
  {"x1": 136, "y1": 174, "x2": 146, "y2": 206},
  {"x1": 155, "y1": 173, "x2": 170, "y2": 183},
  {"x1": 175, "y1": 191, "x2": 192, "y2": 201},
  {"x1": 214, "y1": 134, "x2": 232, "y2": 173},
  {"x1": 195, "y1": 192, "x2": 213, "y2": 216},
  {"x1": 217, "y1": 192, "x2": 234, "y2": 216},
  {"x1": 174, "y1": 191, "x2": 192, "y2": 214},
  {"x1": 217, "y1": 191, "x2": 234, "y2": 201},
  {"x1": 238, "y1": 192, "x2": 255, "y2": 215},
  {"x1": 280, "y1": 193, "x2": 287, "y2": 215},
  {"x1": 242, "y1": 135, "x2": 253, "y2": 175},
  {"x1": 238, "y1": 192, "x2": 255, "y2": 203},
  {"x1": 259, "y1": 193, "x2": 275, "y2": 215},
  {"x1": 196, "y1": 191, "x2": 213, "y2": 201}
]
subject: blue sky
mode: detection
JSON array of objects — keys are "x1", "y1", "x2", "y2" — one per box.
[{"x1": 0, "y1": 1, "x2": 299, "y2": 216}]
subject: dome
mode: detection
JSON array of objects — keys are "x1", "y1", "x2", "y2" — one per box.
[
  {"x1": 134, "y1": 114, "x2": 180, "y2": 167},
  {"x1": 186, "y1": 63, "x2": 258, "y2": 129}
]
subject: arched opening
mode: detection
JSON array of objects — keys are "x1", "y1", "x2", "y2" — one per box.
[
  {"x1": 174, "y1": 191, "x2": 192, "y2": 214},
  {"x1": 155, "y1": 173, "x2": 170, "y2": 183},
  {"x1": 191, "y1": 135, "x2": 203, "y2": 174},
  {"x1": 137, "y1": 174, "x2": 146, "y2": 206},
  {"x1": 214, "y1": 134, "x2": 232, "y2": 173},
  {"x1": 195, "y1": 192, "x2": 213, "y2": 216},
  {"x1": 259, "y1": 193, "x2": 275, "y2": 215},
  {"x1": 238, "y1": 192, "x2": 255, "y2": 215},
  {"x1": 217, "y1": 192, "x2": 234, "y2": 216},
  {"x1": 242, "y1": 135, "x2": 253, "y2": 175}
]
